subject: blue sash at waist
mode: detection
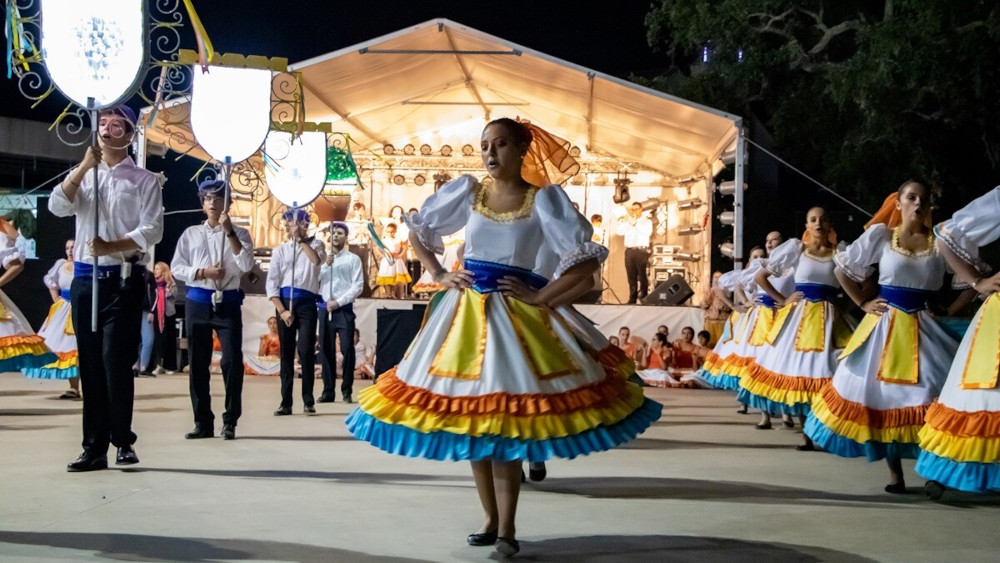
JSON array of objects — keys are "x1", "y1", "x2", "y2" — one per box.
[
  {"x1": 279, "y1": 286, "x2": 321, "y2": 302},
  {"x1": 59, "y1": 289, "x2": 71, "y2": 300},
  {"x1": 465, "y1": 259, "x2": 548, "y2": 294},
  {"x1": 880, "y1": 285, "x2": 931, "y2": 313},
  {"x1": 187, "y1": 287, "x2": 245, "y2": 306},
  {"x1": 796, "y1": 283, "x2": 837, "y2": 303},
  {"x1": 74, "y1": 261, "x2": 135, "y2": 280},
  {"x1": 757, "y1": 294, "x2": 777, "y2": 308}
]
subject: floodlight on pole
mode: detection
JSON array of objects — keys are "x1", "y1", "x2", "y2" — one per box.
[{"x1": 40, "y1": 0, "x2": 146, "y2": 332}]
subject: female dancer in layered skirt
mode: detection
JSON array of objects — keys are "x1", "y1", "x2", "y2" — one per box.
[
  {"x1": 693, "y1": 257, "x2": 755, "y2": 389},
  {"x1": 916, "y1": 186, "x2": 1000, "y2": 496},
  {"x1": 22, "y1": 239, "x2": 80, "y2": 397},
  {"x1": 805, "y1": 182, "x2": 960, "y2": 493},
  {"x1": 345, "y1": 119, "x2": 661, "y2": 557},
  {"x1": 738, "y1": 208, "x2": 854, "y2": 446},
  {"x1": 0, "y1": 221, "x2": 56, "y2": 373}
]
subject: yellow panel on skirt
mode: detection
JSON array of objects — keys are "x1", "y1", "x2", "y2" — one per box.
[
  {"x1": 960, "y1": 293, "x2": 1000, "y2": 389},
  {"x1": 429, "y1": 288, "x2": 580, "y2": 380},
  {"x1": 839, "y1": 308, "x2": 919, "y2": 384},
  {"x1": 748, "y1": 307, "x2": 775, "y2": 346}
]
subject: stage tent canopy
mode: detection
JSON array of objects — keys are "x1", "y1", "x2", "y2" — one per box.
[
  {"x1": 289, "y1": 18, "x2": 740, "y2": 180},
  {"x1": 139, "y1": 18, "x2": 743, "y2": 291}
]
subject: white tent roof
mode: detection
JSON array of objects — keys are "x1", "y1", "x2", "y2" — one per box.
[{"x1": 290, "y1": 18, "x2": 740, "y2": 180}]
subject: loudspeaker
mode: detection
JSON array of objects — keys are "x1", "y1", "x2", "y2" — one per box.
[
  {"x1": 375, "y1": 304, "x2": 427, "y2": 375},
  {"x1": 641, "y1": 274, "x2": 693, "y2": 306}
]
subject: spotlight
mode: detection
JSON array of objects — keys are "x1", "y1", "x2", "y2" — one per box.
[
  {"x1": 720, "y1": 148, "x2": 737, "y2": 166},
  {"x1": 678, "y1": 225, "x2": 704, "y2": 236},
  {"x1": 383, "y1": 144, "x2": 395, "y2": 155},
  {"x1": 718, "y1": 211, "x2": 735, "y2": 226},
  {"x1": 640, "y1": 198, "x2": 662, "y2": 212},
  {"x1": 414, "y1": 174, "x2": 426, "y2": 186},
  {"x1": 675, "y1": 252, "x2": 702, "y2": 262},
  {"x1": 461, "y1": 144, "x2": 474, "y2": 156},
  {"x1": 716, "y1": 180, "x2": 737, "y2": 196},
  {"x1": 719, "y1": 242, "x2": 734, "y2": 258},
  {"x1": 440, "y1": 145, "x2": 452, "y2": 156},
  {"x1": 677, "y1": 197, "x2": 704, "y2": 210},
  {"x1": 419, "y1": 144, "x2": 432, "y2": 155},
  {"x1": 392, "y1": 174, "x2": 405, "y2": 185},
  {"x1": 403, "y1": 144, "x2": 416, "y2": 155}
]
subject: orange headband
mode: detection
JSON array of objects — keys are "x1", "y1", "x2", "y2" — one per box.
[
  {"x1": 802, "y1": 227, "x2": 838, "y2": 248},
  {"x1": 864, "y1": 192, "x2": 933, "y2": 230},
  {"x1": 517, "y1": 118, "x2": 580, "y2": 187}
]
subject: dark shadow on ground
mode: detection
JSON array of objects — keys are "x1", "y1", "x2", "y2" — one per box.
[
  {"x1": 236, "y1": 435, "x2": 356, "y2": 442},
  {"x1": 0, "y1": 390, "x2": 56, "y2": 397},
  {"x1": 0, "y1": 408, "x2": 80, "y2": 416},
  {"x1": 0, "y1": 424, "x2": 64, "y2": 431},
  {"x1": 0, "y1": 531, "x2": 430, "y2": 562},
  {"x1": 528, "y1": 476, "x2": 935, "y2": 507},
  {"x1": 133, "y1": 394, "x2": 189, "y2": 401},
  {"x1": 134, "y1": 468, "x2": 462, "y2": 485},
  {"x1": 620, "y1": 437, "x2": 796, "y2": 451},
  {"x1": 505, "y1": 534, "x2": 877, "y2": 562},
  {"x1": 135, "y1": 407, "x2": 182, "y2": 413}
]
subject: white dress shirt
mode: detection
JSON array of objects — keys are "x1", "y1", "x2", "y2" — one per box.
[
  {"x1": 266, "y1": 238, "x2": 327, "y2": 297},
  {"x1": 615, "y1": 216, "x2": 653, "y2": 249},
  {"x1": 319, "y1": 247, "x2": 364, "y2": 307},
  {"x1": 171, "y1": 222, "x2": 255, "y2": 290},
  {"x1": 49, "y1": 157, "x2": 163, "y2": 266}
]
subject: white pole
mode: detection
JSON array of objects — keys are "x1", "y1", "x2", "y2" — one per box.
[{"x1": 88, "y1": 98, "x2": 99, "y2": 332}]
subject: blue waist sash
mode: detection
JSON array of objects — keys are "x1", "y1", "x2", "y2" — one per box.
[
  {"x1": 757, "y1": 294, "x2": 776, "y2": 308},
  {"x1": 74, "y1": 261, "x2": 137, "y2": 280},
  {"x1": 187, "y1": 287, "x2": 245, "y2": 306},
  {"x1": 796, "y1": 283, "x2": 837, "y2": 303},
  {"x1": 880, "y1": 285, "x2": 931, "y2": 313},
  {"x1": 59, "y1": 289, "x2": 71, "y2": 300},
  {"x1": 317, "y1": 301, "x2": 354, "y2": 313},
  {"x1": 465, "y1": 259, "x2": 548, "y2": 294},
  {"x1": 279, "y1": 286, "x2": 321, "y2": 302}
]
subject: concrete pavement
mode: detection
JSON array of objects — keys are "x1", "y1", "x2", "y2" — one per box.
[{"x1": 1, "y1": 372, "x2": 997, "y2": 562}]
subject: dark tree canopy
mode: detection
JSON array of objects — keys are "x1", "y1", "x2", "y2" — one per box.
[{"x1": 643, "y1": 0, "x2": 1000, "y2": 215}]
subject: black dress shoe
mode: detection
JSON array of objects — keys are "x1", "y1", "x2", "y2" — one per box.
[
  {"x1": 274, "y1": 406, "x2": 292, "y2": 416},
  {"x1": 67, "y1": 452, "x2": 108, "y2": 472},
  {"x1": 528, "y1": 462, "x2": 547, "y2": 482},
  {"x1": 221, "y1": 424, "x2": 236, "y2": 440},
  {"x1": 343, "y1": 394, "x2": 353, "y2": 404},
  {"x1": 317, "y1": 394, "x2": 335, "y2": 403},
  {"x1": 495, "y1": 537, "x2": 520, "y2": 557},
  {"x1": 116, "y1": 445, "x2": 139, "y2": 465},
  {"x1": 467, "y1": 529, "x2": 498, "y2": 546},
  {"x1": 303, "y1": 405, "x2": 316, "y2": 414},
  {"x1": 185, "y1": 424, "x2": 214, "y2": 439}
]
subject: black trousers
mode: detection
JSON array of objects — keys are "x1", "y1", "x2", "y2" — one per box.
[
  {"x1": 187, "y1": 300, "x2": 244, "y2": 426},
  {"x1": 624, "y1": 248, "x2": 650, "y2": 304},
  {"x1": 277, "y1": 297, "x2": 318, "y2": 408},
  {"x1": 148, "y1": 313, "x2": 177, "y2": 371},
  {"x1": 319, "y1": 304, "x2": 356, "y2": 399},
  {"x1": 71, "y1": 272, "x2": 144, "y2": 455}
]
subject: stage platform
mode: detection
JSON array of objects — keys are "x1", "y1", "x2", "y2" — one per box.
[{"x1": 238, "y1": 296, "x2": 703, "y2": 359}]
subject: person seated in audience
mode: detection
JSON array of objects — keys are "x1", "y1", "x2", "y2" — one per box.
[
  {"x1": 672, "y1": 326, "x2": 698, "y2": 370},
  {"x1": 636, "y1": 332, "x2": 680, "y2": 387},
  {"x1": 245, "y1": 316, "x2": 281, "y2": 376},
  {"x1": 609, "y1": 335, "x2": 620, "y2": 348},
  {"x1": 694, "y1": 330, "x2": 712, "y2": 366},
  {"x1": 353, "y1": 328, "x2": 375, "y2": 380},
  {"x1": 657, "y1": 324, "x2": 669, "y2": 337}
]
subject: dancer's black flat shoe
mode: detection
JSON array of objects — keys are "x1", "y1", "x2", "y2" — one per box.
[
  {"x1": 795, "y1": 443, "x2": 815, "y2": 451},
  {"x1": 467, "y1": 530, "x2": 498, "y2": 546},
  {"x1": 884, "y1": 482, "x2": 907, "y2": 494},
  {"x1": 736, "y1": 407, "x2": 749, "y2": 414},
  {"x1": 925, "y1": 480, "x2": 945, "y2": 500},
  {"x1": 755, "y1": 422, "x2": 772, "y2": 430},
  {"x1": 495, "y1": 537, "x2": 520, "y2": 557},
  {"x1": 528, "y1": 462, "x2": 547, "y2": 482},
  {"x1": 783, "y1": 420, "x2": 795, "y2": 428}
]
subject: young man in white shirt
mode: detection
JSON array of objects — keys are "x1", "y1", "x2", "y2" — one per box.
[
  {"x1": 171, "y1": 179, "x2": 254, "y2": 440},
  {"x1": 266, "y1": 208, "x2": 325, "y2": 415},
  {"x1": 615, "y1": 202, "x2": 653, "y2": 304},
  {"x1": 51, "y1": 105, "x2": 163, "y2": 472},
  {"x1": 317, "y1": 222, "x2": 364, "y2": 404}
]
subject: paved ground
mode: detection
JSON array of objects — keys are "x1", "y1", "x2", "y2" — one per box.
[{"x1": 1, "y1": 372, "x2": 997, "y2": 562}]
